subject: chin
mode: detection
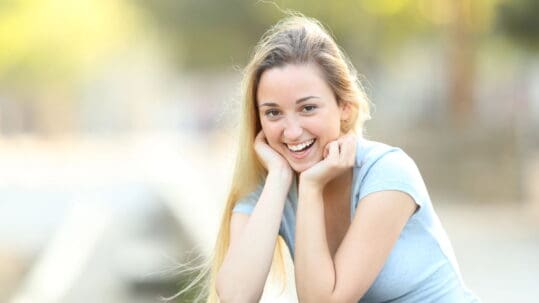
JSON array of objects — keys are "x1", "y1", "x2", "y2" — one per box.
[
  {"x1": 290, "y1": 166, "x2": 306, "y2": 173},
  {"x1": 288, "y1": 160, "x2": 317, "y2": 173}
]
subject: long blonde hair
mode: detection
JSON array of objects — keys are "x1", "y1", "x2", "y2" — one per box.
[{"x1": 202, "y1": 14, "x2": 371, "y2": 303}]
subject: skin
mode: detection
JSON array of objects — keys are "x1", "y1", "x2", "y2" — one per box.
[
  {"x1": 257, "y1": 63, "x2": 418, "y2": 302},
  {"x1": 256, "y1": 63, "x2": 348, "y2": 174},
  {"x1": 217, "y1": 63, "x2": 417, "y2": 303}
]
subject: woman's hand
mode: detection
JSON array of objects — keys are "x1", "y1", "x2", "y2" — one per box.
[
  {"x1": 300, "y1": 133, "x2": 356, "y2": 189},
  {"x1": 254, "y1": 130, "x2": 293, "y2": 185}
]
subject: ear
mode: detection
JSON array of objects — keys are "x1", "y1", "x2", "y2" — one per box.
[{"x1": 339, "y1": 101, "x2": 351, "y2": 122}]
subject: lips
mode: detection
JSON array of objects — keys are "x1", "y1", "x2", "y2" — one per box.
[
  {"x1": 286, "y1": 139, "x2": 315, "y2": 152},
  {"x1": 285, "y1": 139, "x2": 316, "y2": 159}
]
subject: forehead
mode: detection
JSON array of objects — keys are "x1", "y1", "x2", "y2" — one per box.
[{"x1": 257, "y1": 63, "x2": 333, "y2": 105}]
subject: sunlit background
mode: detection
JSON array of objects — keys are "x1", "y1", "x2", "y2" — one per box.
[{"x1": 0, "y1": 0, "x2": 538, "y2": 302}]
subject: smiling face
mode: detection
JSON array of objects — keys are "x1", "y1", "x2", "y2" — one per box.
[{"x1": 256, "y1": 63, "x2": 349, "y2": 173}]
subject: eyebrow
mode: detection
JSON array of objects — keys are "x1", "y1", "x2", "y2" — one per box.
[{"x1": 258, "y1": 96, "x2": 320, "y2": 108}]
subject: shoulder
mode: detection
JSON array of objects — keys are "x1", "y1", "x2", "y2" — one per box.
[
  {"x1": 355, "y1": 138, "x2": 419, "y2": 178},
  {"x1": 353, "y1": 138, "x2": 427, "y2": 207}
]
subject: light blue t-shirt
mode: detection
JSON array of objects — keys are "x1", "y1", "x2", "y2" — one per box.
[{"x1": 233, "y1": 138, "x2": 480, "y2": 302}]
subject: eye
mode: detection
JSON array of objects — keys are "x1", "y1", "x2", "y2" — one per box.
[
  {"x1": 264, "y1": 109, "x2": 281, "y2": 119},
  {"x1": 302, "y1": 105, "x2": 317, "y2": 113}
]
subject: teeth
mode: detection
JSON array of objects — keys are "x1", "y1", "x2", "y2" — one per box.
[{"x1": 287, "y1": 139, "x2": 314, "y2": 152}]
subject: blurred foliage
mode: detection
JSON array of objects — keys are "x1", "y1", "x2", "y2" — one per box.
[
  {"x1": 0, "y1": 0, "x2": 537, "y2": 92},
  {"x1": 130, "y1": 0, "x2": 273, "y2": 69},
  {"x1": 0, "y1": 0, "x2": 146, "y2": 89},
  {"x1": 132, "y1": 0, "x2": 515, "y2": 70},
  {"x1": 496, "y1": 0, "x2": 539, "y2": 50}
]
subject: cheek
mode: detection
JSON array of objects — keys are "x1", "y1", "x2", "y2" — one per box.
[
  {"x1": 260, "y1": 123, "x2": 282, "y2": 147},
  {"x1": 311, "y1": 116, "x2": 341, "y2": 139},
  {"x1": 328, "y1": 113, "x2": 344, "y2": 137}
]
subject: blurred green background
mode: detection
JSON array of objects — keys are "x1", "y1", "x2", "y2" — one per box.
[{"x1": 0, "y1": 0, "x2": 538, "y2": 302}]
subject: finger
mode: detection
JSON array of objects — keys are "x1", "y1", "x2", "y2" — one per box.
[
  {"x1": 340, "y1": 135, "x2": 357, "y2": 165},
  {"x1": 336, "y1": 133, "x2": 354, "y2": 144},
  {"x1": 323, "y1": 143, "x2": 330, "y2": 158},
  {"x1": 327, "y1": 141, "x2": 340, "y2": 162},
  {"x1": 255, "y1": 130, "x2": 266, "y2": 144},
  {"x1": 333, "y1": 135, "x2": 348, "y2": 154}
]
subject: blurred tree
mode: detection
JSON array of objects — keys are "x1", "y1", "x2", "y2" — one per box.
[
  {"x1": 0, "y1": 0, "x2": 144, "y2": 89},
  {"x1": 131, "y1": 0, "x2": 438, "y2": 71},
  {"x1": 0, "y1": 0, "x2": 151, "y2": 134},
  {"x1": 133, "y1": 0, "x2": 513, "y2": 127},
  {"x1": 496, "y1": 0, "x2": 539, "y2": 50},
  {"x1": 1, "y1": 0, "x2": 531, "y2": 134},
  {"x1": 495, "y1": 0, "x2": 539, "y2": 145},
  {"x1": 446, "y1": 0, "x2": 476, "y2": 126},
  {"x1": 130, "y1": 0, "x2": 275, "y2": 70}
]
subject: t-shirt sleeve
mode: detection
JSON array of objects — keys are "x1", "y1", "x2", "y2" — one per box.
[
  {"x1": 232, "y1": 185, "x2": 263, "y2": 215},
  {"x1": 358, "y1": 149, "x2": 427, "y2": 209}
]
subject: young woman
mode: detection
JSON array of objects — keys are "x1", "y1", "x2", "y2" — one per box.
[{"x1": 210, "y1": 15, "x2": 479, "y2": 303}]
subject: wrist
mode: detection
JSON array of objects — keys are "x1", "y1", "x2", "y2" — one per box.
[
  {"x1": 267, "y1": 169, "x2": 292, "y2": 189},
  {"x1": 298, "y1": 177, "x2": 323, "y2": 196}
]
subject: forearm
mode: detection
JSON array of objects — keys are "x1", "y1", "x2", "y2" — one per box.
[
  {"x1": 217, "y1": 171, "x2": 290, "y2": 302},
  {"x1": 294, "y1": 183, "x2": 337, "y2": 302}
]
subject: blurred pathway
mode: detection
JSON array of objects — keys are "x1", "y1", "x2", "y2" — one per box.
[{"x1": 435, "y1": 199, "x2": 539, "y2": 303}]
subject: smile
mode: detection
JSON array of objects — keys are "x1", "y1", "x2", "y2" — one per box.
[{"x1": 286, "y1": 139, "x2": 315, "y2": 152}]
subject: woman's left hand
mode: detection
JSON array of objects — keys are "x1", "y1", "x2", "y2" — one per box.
[{"x1": 300, "y1": 133, "x2": 357, "y2": 189}]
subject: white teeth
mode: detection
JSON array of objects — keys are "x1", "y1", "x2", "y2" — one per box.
[{"x1": 287, "y1": 139, "x2": 314, "y2": 152}]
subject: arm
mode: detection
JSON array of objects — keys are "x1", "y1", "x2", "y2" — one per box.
[
  {"x1": 295, "y1": 188, "x2": 416, "y2": 303},
  {"x1": 294, "y1": 135, "x2": 417, "y2": 302},
  {"x1": 216, "y1": 130, "x2": 293, "y2": 303},
  {"x1": 216, "y1": 170, "x2": 290, "y2": 303}
]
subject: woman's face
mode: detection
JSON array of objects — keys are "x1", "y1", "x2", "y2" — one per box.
[{"x1": 256, "y1": 63, "x2": 349, "y2": 173}]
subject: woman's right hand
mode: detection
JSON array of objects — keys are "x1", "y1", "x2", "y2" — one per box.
[{"x1": 254, "y1": 130, "x2": 293, "y2": 185}]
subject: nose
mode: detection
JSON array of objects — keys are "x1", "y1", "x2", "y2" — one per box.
[{"x1": 283, "y1": 117, "x2": 303, "y2": 141}]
